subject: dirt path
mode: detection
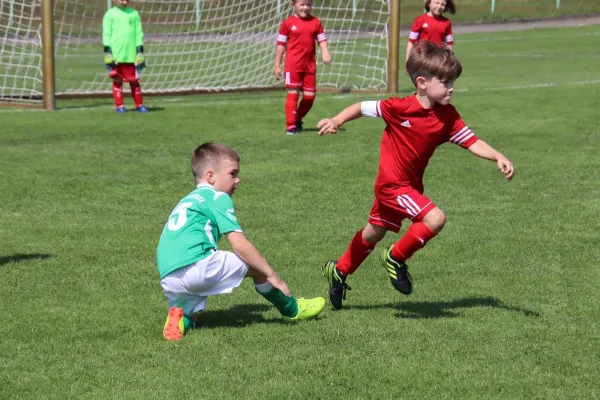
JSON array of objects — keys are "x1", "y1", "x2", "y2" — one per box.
[{"x1": 444, "y1": 15, "x2": 600, "y2": 35}]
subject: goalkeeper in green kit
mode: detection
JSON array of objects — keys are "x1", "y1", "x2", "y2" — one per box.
[{"x1": 102, "y1": 0, "x2": 149, "y2": 113}]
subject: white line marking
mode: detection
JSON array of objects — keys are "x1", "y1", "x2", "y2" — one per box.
[
  {"x1": 1, "y1": 80, "x2": 599, "y2": 113},
  {"x1": 454, "y1": 79, "x2": 600, "y2": 92}
]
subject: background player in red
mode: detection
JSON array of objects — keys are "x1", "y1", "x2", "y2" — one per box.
[
  {"x1": 317, "y1": 41, "x2": 514, "y2": 310},
  {"x1": 406, "y1": 0, "x2": 456, "y2": 65},
  {"x1": 274, "y1": 0, "x2": 331, "y2": 135}
]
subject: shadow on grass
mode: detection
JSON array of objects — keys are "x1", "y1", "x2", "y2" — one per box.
[
  {"x1": 146, "y1": 106, "x2": 165, "y2": 112},
  {"x1": 195, "y1": 304, "x2": 287, "y2": 329},
  {"x1": 0, "y1": 253, "x2": 52, "y2": 266},
  {"x1": 346, "y1": 296, "x2": 539, "y2": 319}
]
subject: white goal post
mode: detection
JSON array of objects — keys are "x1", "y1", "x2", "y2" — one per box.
[{"x1": 0, "y1": 0, "x2": 400, "y2": 109}]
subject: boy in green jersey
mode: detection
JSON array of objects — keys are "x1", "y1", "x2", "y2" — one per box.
[
  {"x1": 157, "y1": 143, "x2": 326, "y2": 341},
  {"x1": 102, "y1": 0, "x2": 148, "y2": 113}
]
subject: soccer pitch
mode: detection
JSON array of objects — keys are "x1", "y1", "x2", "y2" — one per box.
[{"x1": 1, "y1": 25, "x2": 599, "y2": 399}]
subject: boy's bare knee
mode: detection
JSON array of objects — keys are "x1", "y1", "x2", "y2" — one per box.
[
  {"x1": 362, "y1": 223, "x2": 387, "y2": 244},
  {"x1": 420, "y1": 208, "x2": 446, "y2": 233}
]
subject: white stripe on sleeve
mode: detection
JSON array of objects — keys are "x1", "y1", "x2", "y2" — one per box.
[
  {"x1": 317, "y1": 33, "x2": 327, "y2": 42},
  {"x1": 277, "y1": 34, "x2": 288, "y2": 43},
  {"x1": 449, "y1": 126, "x2": 474, "y2": 144},
  {"x1": 361, "y1": 101, "x2": 380, "y2": 118},
  {"x1": 445, "y1": 34, "x2": 454, "y2": 43},
  {"x1": 409, "y1": 31, "x2": 420, "y2": 40}
]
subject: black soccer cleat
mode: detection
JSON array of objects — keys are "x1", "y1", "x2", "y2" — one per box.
[
  {"x1": 380, "y1": 247, "x2": 413, "y2": 295},
  {"x1": 295, "y1": 120, "x2": 303, "y2": 132},
  {"x1": 322, "y1": 260, "x2": 351, "y2": 310}
]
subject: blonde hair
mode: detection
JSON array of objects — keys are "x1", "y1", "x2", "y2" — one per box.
[
  {"x1": 406, "y1": 41, "x2": 462, "y2": 87},
  {"x1": 191, "y1": 143, "x2": 240, "y2": 181}
]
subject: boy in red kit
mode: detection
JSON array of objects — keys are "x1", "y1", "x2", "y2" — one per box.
[
  {"x1": 274, "y1": 0, "x2": 331, "y2": 135},
  {"x1": 317, "y1": 41, "x2": 514, "y2": 310},
  {"x1": 406, "y1": 0, "x2": 456, "y2": 64}
]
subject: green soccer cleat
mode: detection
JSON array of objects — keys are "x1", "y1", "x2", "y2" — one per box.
[
  {"x1": 163, "y1": 306, "x2": 185, "y2": 341},
  {"x1": 322, "y1": 260, "x2": 351, "y2": 310},
  {"x1": 283, "y1": 297, "x2": 326, "y2": 321},
  {"x1": 380, "y1": 247, "x2": 413, "y2": 295}
]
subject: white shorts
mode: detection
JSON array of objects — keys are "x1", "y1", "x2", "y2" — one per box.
[{"x1": 160, "y1": 250, "x2": 249, "y2": 316}]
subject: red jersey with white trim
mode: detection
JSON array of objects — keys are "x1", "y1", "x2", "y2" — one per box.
[
  {"x1": 365, "y1": 95, "x2": 478, "y2": 196},
  {"x1": 409, "y1": 14, "x2": 453, "y2": 45},
  {"x1": 277, "y1": 15, "x2": 327, "y2": 73}
]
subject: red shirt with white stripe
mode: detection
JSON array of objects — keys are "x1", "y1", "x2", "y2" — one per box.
[
  {"x1": 361, "y1": 95, "x2": 478, "y2": 196},
  {"x1": 409, "y1": 14, "x2": 453, "y2": 45},
  {"x1": 277, "y1": 15, "x2": 327, "y2": 73}
]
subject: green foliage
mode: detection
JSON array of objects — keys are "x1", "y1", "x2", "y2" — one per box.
[{"x1": 1, "y1": 25, "x2": 600, "y2": 399}]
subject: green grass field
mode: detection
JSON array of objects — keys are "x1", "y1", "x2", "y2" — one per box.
[{"x1": 2, "y1": 25, "x2": 600, "y2": 399}]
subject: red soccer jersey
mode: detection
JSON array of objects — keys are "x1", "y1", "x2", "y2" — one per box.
[
  {"x1": 409, "y1": 14, "x2": 453, "y2": 45},
  {"x1": 276, "y1": 15, "x2": 327, "y2": 74},
  {"x1": 364, "y1": 95, "x2": 478, "y2": 196}
]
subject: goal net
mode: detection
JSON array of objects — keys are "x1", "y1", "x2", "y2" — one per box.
[{"x1": 0, "y1": 0, "x2": 390, "y2": 102}]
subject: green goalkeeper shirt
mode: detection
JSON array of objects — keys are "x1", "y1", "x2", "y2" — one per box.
[
  {"x1": 102, "y1": 6, "x2": 144, "y2": 63},
  {"x1": 156, "y1": 184, "x2": 243, "y2": 279}
]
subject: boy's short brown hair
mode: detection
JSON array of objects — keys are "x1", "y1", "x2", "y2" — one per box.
[
  {"x1": 406, "y1": 40, "x2": 462, "y2": 87},
  {"x1": 191, "y1": 142, "x2": 240, "y2": 181}
]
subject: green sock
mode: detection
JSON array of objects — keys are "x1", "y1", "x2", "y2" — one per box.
[{"x1": 256, "y1": 287, "x2": 298, "y2": 318}]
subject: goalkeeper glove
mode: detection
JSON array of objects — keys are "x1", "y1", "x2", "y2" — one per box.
[
  {"x1": 103, "y1": 46, "x2": 118, "y2": 78},
  {"x1": 135, "y1": 46, "x2": 146, "y2": 72}
]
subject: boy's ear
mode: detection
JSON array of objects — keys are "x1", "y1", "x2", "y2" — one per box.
[
  {"x1": 205, "y1": 168, "x2": 215, "y2": 184},
  {"x1": 416, "y1": 76, "x2": 427, "y2": 89}
]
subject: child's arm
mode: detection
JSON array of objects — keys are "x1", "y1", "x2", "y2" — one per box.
[
  {"x1": 274, "y1": 44, "x2": 285, "y2": 80},
  {"x1": 467, "y1": 139, "x2": 515, "y2": 180},
  {"x1": 134, "y1": 12, "x2": 146, "y2": 71},
  {"x1": 226, "y1": 231, "x2": 291, "y2": 296},
  {"x1": 405, "y1": 41, "x2": 415, "y2": 65},
  {"x1": 317, "y1": 102, "x2": 363, "y2": 135},
  {"x1": 102, "y1": 12, "x2": 115, "y2": 67},
  {"x1": 319, "y1": 41, "x2": 331, "y2": 64}
]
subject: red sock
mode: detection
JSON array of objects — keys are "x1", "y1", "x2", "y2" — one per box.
[
  {"x1": 112, "y1": 80, "x2": 124, "y2": 107},
  {"x1": 337, "y1": 229, "x2": 376, "y2": 275},
  {"x1": 391, "y1": 222, "x2": 437, "y2": 261},
  {"x1": 285, "y1": 92, "x2": 299, "y2": 130},
  {"x1": 130, "y1": 80, "x2": 143, "y2": 107},
  {"x1": 296, "y1": 93, "x2": 314, "y2": 122}
]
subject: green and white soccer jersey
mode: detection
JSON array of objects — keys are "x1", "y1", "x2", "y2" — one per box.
[{"x1": 157, "y1": 184, "x2": 242, "y2": 279}]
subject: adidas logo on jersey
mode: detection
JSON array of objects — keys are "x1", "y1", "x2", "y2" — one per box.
[
  {"x1": 401, "y1": 120, "x2": 411, "y2": 128},
  {"x1": 423, "y1": 23, "x2": 428, "y2": 28},
  {"x1": 291, "y1": 25, "x2": 297, "y2": 31}
]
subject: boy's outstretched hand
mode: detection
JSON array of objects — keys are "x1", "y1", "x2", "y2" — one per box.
[
  {"x1": 267, "y1": 273, "x2": 291, "y2": 297},
  {"x1": 497, "y1": 157, "x2": 514, "y2": 180},
  {"x1": 317, "y1": 118, "x2": 339, "y2": 136}
]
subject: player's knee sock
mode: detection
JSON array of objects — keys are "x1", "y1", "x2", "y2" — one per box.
[
  {"x1": 112, "y1": 80, "x2": 124, "y2": 107},
  {"x1": 391, "y1": 222, "x2": 437, "y2": 261},
  {"x1": 130, "y1": 80, "x2": 143, "y2": 107},
  {"x1": 285, "y1": 92, "x2": 299, "y2": 130},
  {"x1": 296, "y1": 93, "x2": 315, "y2": 122},
  {"x1": 337, "y1": 229, "x2": 376, "y2": 275},
  {"x1": 255, "y1": 281, "x2": 298, "y2": 318}
]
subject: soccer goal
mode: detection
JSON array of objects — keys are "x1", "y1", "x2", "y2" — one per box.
[{"x1": 0, "y1": 0, "x2": 401, "y2": 109}]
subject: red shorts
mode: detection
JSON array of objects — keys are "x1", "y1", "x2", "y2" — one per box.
[
  {"x1": 284, "y1": 71, "x2": 316, "y2": 92},
  {"x1": 368, "y1": 187, "x2": 436, "y2": 233},
  {"x1": 111, "y1": 63, "x2": 139, "y2": 83}
]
